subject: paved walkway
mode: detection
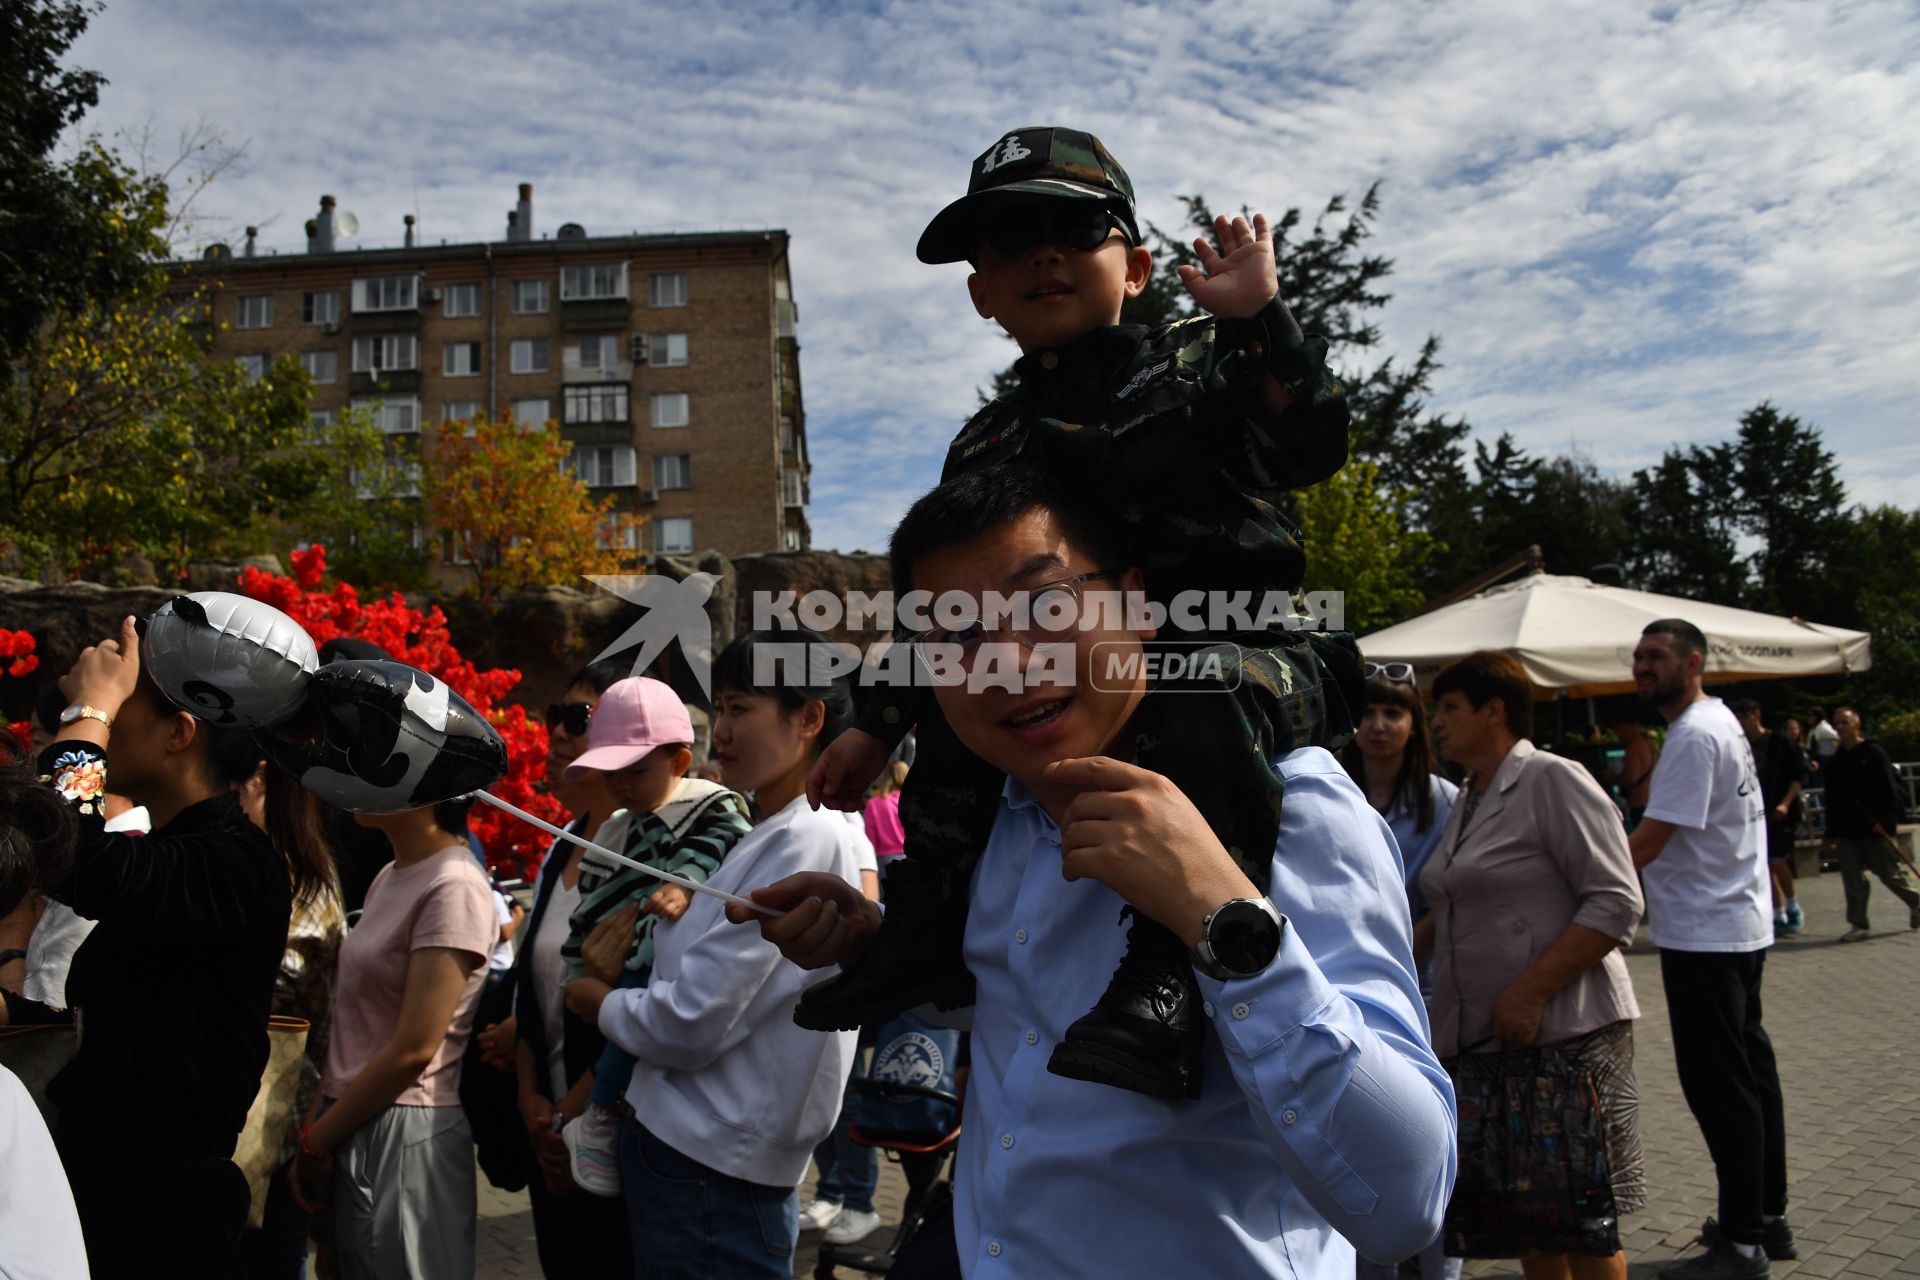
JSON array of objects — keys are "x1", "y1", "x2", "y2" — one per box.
[{"x1": 475, "y1": 868, "x2": 1920, "y2": 1278}]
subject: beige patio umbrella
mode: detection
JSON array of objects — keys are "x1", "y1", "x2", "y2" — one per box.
[{"x1": 1360, "y1": 573, "x2": 1871, "y2": 697}]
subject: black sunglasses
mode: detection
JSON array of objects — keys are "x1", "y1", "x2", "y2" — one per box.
[
  {"x1": 978, "y1": 204, "x2": 1130, "y2": 258},
  {"x1": 1364, "y1": 662, "x2": 1415, "y2": 683},
  {"x1": 545, "y1": 701, "x2": 592, "y2": 737}
]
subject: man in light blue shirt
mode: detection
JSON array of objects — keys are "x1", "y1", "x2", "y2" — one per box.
[{"x1": 732, "y1": 464, "x2": 1456, "y2": 1276}]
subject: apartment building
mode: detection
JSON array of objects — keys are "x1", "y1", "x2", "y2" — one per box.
[{"x1": 179, "y1": 184, "x2": 811, "y2": 567}]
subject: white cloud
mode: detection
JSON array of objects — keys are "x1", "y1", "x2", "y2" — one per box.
[{"x1": 69, "y1": 0, "x2": 1920, "y2": 556}]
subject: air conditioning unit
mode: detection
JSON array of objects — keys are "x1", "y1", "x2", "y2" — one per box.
[
  {"x1": 628, "y1": 334, "x2": 649, "y2": 364},
  {"x1": 424, "y1": 286, "x2": 443, "y2": 303},
  {"x1": 323, "y1": 322, "x2": 341, "y2": 336},
  {"x1": 638, "y1": 488, "x2": 659, "y2": 504}
]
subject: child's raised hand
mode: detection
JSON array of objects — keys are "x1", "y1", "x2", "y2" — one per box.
[
  {"x1": 645, "y1": 884, "x2": 692, "y2": 921},
  {"x1": 806, "y1": 727, "x2": 889, "y2": 812},
  {"x1": 1176, "y1": 212, "x2": 1278, "y2": 320}
]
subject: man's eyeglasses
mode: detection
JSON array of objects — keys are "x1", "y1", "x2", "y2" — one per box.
[
  {"x1": 912, "y1": 571, "x2": 1120, "y2": 668},
  {"x1": 1365, "y1": 662, "x2": 1415, "y2": 683},
  {"x1": 978, "y1": 204, "x2": 1131, "y2": 258},
  {"x1": 545, "y1": 702, "x2": 593, "y2": 737}
]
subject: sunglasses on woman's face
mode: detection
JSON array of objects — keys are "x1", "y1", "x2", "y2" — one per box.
[
  {"x1": 545, "y1": 702, "x2": 592, "y2": 737},
  {"x1": 1364, "y1": 662, "x2": 1415, "y2": 683}
]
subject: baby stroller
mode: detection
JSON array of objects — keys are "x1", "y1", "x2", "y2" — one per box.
[{"x1": 813, "y1": 1014, "x2": 965, "y2": 1278}]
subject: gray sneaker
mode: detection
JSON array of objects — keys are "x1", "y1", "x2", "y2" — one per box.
[{"x1": 1840, "y1": 926, "x2": 1871, "y2": 943}]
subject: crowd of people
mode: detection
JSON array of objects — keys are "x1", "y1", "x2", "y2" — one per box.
[{"x1": 1, "y1": 119, "x2": 1914, "y2": 1280}]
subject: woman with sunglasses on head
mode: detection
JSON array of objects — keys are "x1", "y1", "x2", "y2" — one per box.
[
  {"x1": 506, "y1": 658, "x2": 637, "y2": 1280},
  {"x1": 1340, "y1": 661, "x2": 1463, "y2": 1280},
  {"x1": 566, "y1": 628, "x2": 862, "y2": 1278}
]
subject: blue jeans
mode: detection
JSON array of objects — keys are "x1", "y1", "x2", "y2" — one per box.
[
  {"x1": 812, "y1": 1072, "x2": 877, "y2": 1214},
  {"x1": 619, "y1": 1118, "x2": 797, "y2": 1280},
  {"x1": 589, "y1": 963, "x2": 652, "y2": 1110},
  {"x1": 1357, "y1": 1234, "x2": 1462, "y2": 1280}
]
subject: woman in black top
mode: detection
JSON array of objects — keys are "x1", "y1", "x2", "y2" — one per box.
[{"x1": 0, "y1": 616, "x2": 332, "y2": 1277}]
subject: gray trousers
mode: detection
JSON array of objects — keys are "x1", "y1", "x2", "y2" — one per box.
[
  {"x1": 1834, "y1": 835, "x2": 1920, "y2": 928},
  {"x1": 331, "y1": 1103, "x2": 477, "y2": 1280}
]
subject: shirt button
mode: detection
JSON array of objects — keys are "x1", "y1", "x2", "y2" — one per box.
[
  {"x1": 1247, "y1": 340, "x2": 1265, "y2": 358},
  {"x1": 882, "y1": 706, "x2": 900, "y2": 724},
  {"x1": 1232, "y1": 1002, "x2": 1251, "y2": 1020},
  {"x1": 1202, "y1": 1002, "x2": 1215, "y2": 1019},
  {"x1": 1025, "y1": 1029, "x2": 1038, "y2": 1045},
  {"x1": 1015, "y1": 928, "x2": 1028, "y2": 944},
  {"x1": 1039, "y1": 352, "x2": 1059, "y2": 370},
  {"x1": 988, "y1": 1241, "x2": 1003, "y2": 1258},
  {"x1": 1001, "y1": 1133, "x2": 1015, "y2": 1149},
  {"x1": 1282, "y1": 1108, "x2": 1298, "y2": 1125}
]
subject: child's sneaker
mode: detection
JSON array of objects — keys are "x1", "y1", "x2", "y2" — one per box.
[
  {"x1": 1772, "y1": 910, "x2": 1788, "y2": 934},
  {"x1": 562, "y1": 1105, "x2": 623, "y2": 1197},
  {"x1": 1784, "y1": 902, "x2": 1804, "y2": 933},
  {"x1": 800, "y1": 1198, "x2": 843, "y2": 1232}
]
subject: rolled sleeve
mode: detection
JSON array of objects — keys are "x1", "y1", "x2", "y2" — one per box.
[
  {"x1": 1541, "y1": 761, "x2": 1644, "y2": 948},
  {"x1": 1197, "y1": 751, "x2": 1457, "y2": 1265}
]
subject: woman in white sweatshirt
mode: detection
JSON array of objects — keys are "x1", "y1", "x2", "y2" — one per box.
[{"x1": 565, "y1": 628, "x2": 861, "y2": 1278}]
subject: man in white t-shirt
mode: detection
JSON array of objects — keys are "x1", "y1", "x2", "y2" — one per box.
[{"x1": 1628, "y1": 619, "x2": 1788, "y2": 1280}]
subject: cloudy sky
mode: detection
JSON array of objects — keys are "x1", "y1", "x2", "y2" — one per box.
[{"x1": 71, "y1": 0, "x2": 1919, "y2": 555}]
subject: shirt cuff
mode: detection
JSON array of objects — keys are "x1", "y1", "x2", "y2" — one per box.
[{"x1": 1194, "y1": 922, "x2": 1336, "y2": 1056}]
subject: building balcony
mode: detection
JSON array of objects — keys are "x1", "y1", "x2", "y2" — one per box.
[
  {"x1": 559, "y1": 297, "x2": 631, "y2": 331},
  {"x1": 352, "y1": 369, "x2": 421, "y2": 396},
  {"x1": 563, "y1": 362, "x2": 633, "y2": 385},
  {"x1": 349, "y1": 309, "x2": 422, "y2": 335}
]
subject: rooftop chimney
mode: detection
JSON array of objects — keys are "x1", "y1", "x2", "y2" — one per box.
[
  {"x1": 507, "y1": 182, "x2": 533, "y2": 242},
  {"x1": 403, "y1": 214, "x2": 416, "y2": 248},
  {"x1": 307, "y1": 195, "x2": 337, "y2": 254},
  {"x1": 244, "y1": 226, "x2": 258, "y2": 258}
]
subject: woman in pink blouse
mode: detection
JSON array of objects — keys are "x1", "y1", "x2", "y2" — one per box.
[
  {"x1": 1423, "y1": 651, "x2": 1646, "y2": 1280},
  {"x1": 861, "y1": 760, "x2": 908, "y2": 867}
]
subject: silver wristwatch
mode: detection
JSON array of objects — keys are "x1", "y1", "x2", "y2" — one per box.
[{"x1": 1191, "y1": 897, "x2": 1285, "y2": 981}]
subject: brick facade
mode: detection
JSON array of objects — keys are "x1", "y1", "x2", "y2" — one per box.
[{"x1": 179, "y1": 216, "x2": 809, "y2": 584}]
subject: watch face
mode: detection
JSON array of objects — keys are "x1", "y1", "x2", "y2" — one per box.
[
  {"x1": 1212, "y1": 900, "x2": 1282, "y2": 974},
  {"x1": 59, "y1": 704, "x2": 82, "y2": 723}
]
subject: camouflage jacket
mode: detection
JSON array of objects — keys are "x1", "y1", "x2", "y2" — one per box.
[{"x1": 857, "y1": 299, "x2": 1349, "y2": 746}]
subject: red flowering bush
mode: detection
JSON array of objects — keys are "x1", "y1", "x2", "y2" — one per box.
[
  {"x1": 0, "y1": 629, "x2": 39, "y2": 680},
  {"x1": 238, "y1": 545, "x2": 565, "y2": 878}
]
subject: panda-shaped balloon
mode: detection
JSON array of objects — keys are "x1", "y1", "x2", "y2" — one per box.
[
  {"x1": 142, "y1": 593, "x2": 320, "y2": 727},
  {"x1": 259, "y1": 660, "x2": 507, "y2": 813}
]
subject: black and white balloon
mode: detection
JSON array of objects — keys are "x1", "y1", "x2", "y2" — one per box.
[
  {"x1": 258, "y1": 660, "x2": 507, "y2": 813},
  {"x1": 142, "y1": 593, "x2": 320, "y2": 727}
]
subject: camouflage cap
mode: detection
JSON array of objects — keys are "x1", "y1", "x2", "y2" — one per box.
[{"x1": 917, "y1": 126, "x2": 1140, "y2": 264}]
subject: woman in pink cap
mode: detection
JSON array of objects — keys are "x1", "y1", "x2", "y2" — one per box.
[{"x1": 566, "y1": 629, "x2": 864, "y2": 1278}]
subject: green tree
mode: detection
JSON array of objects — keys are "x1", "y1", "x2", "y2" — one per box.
[
  {"x1": 1465, "y1": 435, "x2": 1633, "y2": 578},
  {"x1": 1626, "y1": 442, "x2": 1749, "y2": 604},
  {"x1": 1730, "y1": 402, "x2": 1850, "y2": 618},
  {"x1": 271, "y1": 405, "x2": 432, "y2": 592},
  {"x1": 1294, "y1": 460, "x2": 1433, "y2": 632},
  {"x1": 1, "y1": 2, "x2": 166, "y2": 381}
]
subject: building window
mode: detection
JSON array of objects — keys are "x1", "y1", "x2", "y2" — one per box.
[
  {"x1": 443, "y1": 282, "x2": 480, "y2": 317},
  {"x1": 511, "y1": 279, "x2": 549, "y2": 314},
  {"x1": 512, "y1": 399, "x2": 550, "y2": 429},
  {"x1": 235, "y1": 353, "x2": 267, "y2": 379},
  {"x1": 571, "y1": 334, "x2": 620, "y2": 370},
  {"x1": 650, "y1": 392, "x2": 689, "y2": 428},
  {"x1": 351, "y1": 275, "x2": 419, "y2": 312},
  {"x1": 563, "y1": 383, "x2": 629, "y2": 425},
  {"x1": 235, "y1": 295, "x2": 273, "y2": 329},
  {"x1": 443, "y1": 341, "x2": 482, "y2": 377},
  {"x1": 567, "y1": 445, "x2": 637, "y2": 488},
  {"x1": 302, "y1": 291, "x2": 339, "y2": 325},
  {"x1": 648, "y1": 272, "x2": 688, "y2": 308},
  {"x1": 653, "y1": 453, "x2": 691, "y2": 490},
  {"x1": 300, "y1": 350, "x2": 337, "y2": 383},
  {"x1": 644, "y1": 332, "x2": 688, "y2": 367},
  {"x1": 351, "y1": 333, "x2": 419, "y2": 374},
  {"x1": 352, "y1": 397, "x2": 421, "y2": 435},
  {"x1": 598, "y1": 516, "x2": 643, "y2": 552},
  {"x1": 442, "y1": 400, "x2": 483, "y2": 424},
  {"x1": 560, "y1": 263, "x2": 628, "y2": 301},
  {"x1": 510, "y1": 338, "x2": 550, "y2": 374},
  {"x1": 782, "y1": 469, "x2": 805, "y2": 507},
  {"x1": 655, "y1": 517, "x2": 693, "y2": 554},
  {"x1": 308, "y1": 408, "x2": 336, "y2": 440}
]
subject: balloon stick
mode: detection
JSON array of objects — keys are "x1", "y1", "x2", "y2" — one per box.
[{"x1": 472, "y1": 790, "x2": 784, "y2": 918}]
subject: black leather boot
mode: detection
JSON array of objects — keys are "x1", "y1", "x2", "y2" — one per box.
[
  {"x1": 1046, "y1": 911, "x2": 1205, "y2": 1100},
  {"x1": 792, "y1": 861, "x2": 975, "y2": 1032}
]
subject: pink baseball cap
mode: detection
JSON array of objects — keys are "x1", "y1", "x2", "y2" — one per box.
[{"x1": 563, "y1": 677, "x2": 694, "y2": 778}]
